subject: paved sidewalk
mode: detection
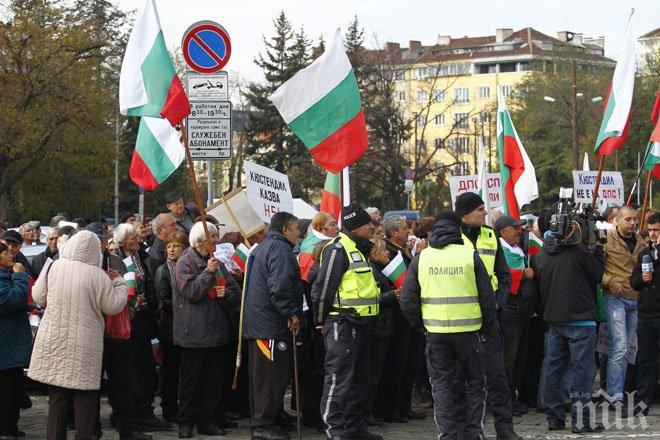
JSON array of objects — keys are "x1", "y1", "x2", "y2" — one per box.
[{"x1": 18, "y1": 393, "x2": 660, "y2": 439}]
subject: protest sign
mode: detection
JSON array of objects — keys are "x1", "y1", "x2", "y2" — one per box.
[
  {"x1": 206, "y1": 188, "x2": 265, "y2": 239},
  {"x1": 243, "y1": 161, "x2": 294, "y2": 222},
  {"x1": 572, "y1": 171, "x2": 624, "y2": 206},
  {"x1": 449, "y1": 173, "x2": 502, "y2": 209}
]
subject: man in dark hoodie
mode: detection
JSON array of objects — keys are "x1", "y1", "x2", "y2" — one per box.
[
  {"x1": 532, "y1": 217, "x2": 605, "y2": 433},
  {"x1": 312, "y1": 203, "x2": 382, "y2": 440},
  {"x1": 452, "y1": 193, "x2": 519, "y2": 440},
  {"x1": 400, "y1": 211, "x2": 498, "y2": 440}
]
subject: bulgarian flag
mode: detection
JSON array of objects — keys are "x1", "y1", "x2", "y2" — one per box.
[
  {"x1": 497, "y1": 88, "x2": 538, "y2": 219},
  {"x1": 299, "y1": 229, "x2": 332, "y2": 282},
  {"x1": 643, "y1": 90, "x2": 660, "y2": 178},
  {"x1": 130, "y1": 117, "x2": 186, "y2": 191},
  {"x1": 527, "y1": 232, "x2": 543, "y2": 256},
  {"x1": 593, "y1": 11, "x2": 636, "y2": 157},
  {"x1": 382, "y1": 251, "x2": 407, "y2": 288},
  {"x1": 269, "y1": 29, "x2": 367, "y2": 173},
  {"x1": 320, "y1": 172, "x2": 342, "y2": 222},
  {"x1": 119, "y1": 0, "x2": 190, "y2": 125},
  {"x1": 499, "y1": 238, "x2": 525, "y2": 295},
  {"x1": 231, "y1": 243, "x2": 251, "y2": 272},
  {"x1": 122, "y1": 256, "x2": 137, "y2": 298}
]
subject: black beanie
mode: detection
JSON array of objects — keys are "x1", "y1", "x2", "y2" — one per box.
[
  {"x1": 435, "y1": 211, "x2": 461, "y2": 226},
  {"x1": 455, "y1": 192, "x2": 484, "y2": 217},
  {"x1": 341, "y1": 203, "x2": 372, "y2": 231}
]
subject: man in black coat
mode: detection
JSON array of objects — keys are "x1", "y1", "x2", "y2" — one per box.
[
  {"x1": 145, "y1": 213, "x2": 178, "y2": 279},
  {"x1": 532, "y1": 230, "x2": 605, "y2": 433},
  {"x1": 243, "y1": 212, "x2": 302, "y2": 440}
]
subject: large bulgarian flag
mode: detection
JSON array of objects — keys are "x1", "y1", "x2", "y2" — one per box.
[
  {"x1": 320, "y1": 172, "x2": 342, "y2": 222},
  {"x1": 593, "y1": 11, "x2": 636, "y2": 157},
  {"x1": 269, "y1": 29, "x2": 367, "y2": 173},
  {"x1": 298, "y1": 229, "x2": 332, "y2": 282},
  {"x1": 382, "y1": 251, "x2": 407, "y2": 288},
  {"x1": 499, "y1": 238, "x2": 525, "y2": 295},
  {"x1": 497, "y1": 88, "x2": 538, "y2": 219},
  {"x1": 643, "y1": 90, "x2": 660, "y2": 178},
  {"x1": 119, "y1": 0, "x2": 190, "y2": 191}
]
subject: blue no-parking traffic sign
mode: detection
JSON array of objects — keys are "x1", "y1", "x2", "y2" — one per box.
[{"x1": 181, "y1": 21, "x2": 231, "y2": 74}]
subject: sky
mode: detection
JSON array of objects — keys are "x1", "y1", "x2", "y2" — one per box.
[{"x1": 117, "y1": 0, "x2": 659, "y2": 83}]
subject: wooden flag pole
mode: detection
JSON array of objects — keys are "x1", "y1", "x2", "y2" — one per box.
[
  {"x1": 640, "y1": 170, "x2": 653, "y2": 232},
  {"x1": 591, "y1": 156, "x2": 606, "y2": 209}
]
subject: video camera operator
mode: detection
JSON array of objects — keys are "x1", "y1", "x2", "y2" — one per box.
[
  {"x1": 629, "y1": 211, "x2": 660, "y2": 416},
  {"x1": 532, "y1": 201, "x2": 605, "y2": 433}
]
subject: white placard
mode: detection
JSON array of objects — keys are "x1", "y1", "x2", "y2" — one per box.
[
  {"x1": 187, "y1": 105, "x2": 232, "y2": 160},
  {"x1": 187, "y1": 72, "x2": 228, "y2": 101},
  {"x1": 572, "y1": 171, "x2": 624, "y2": 206},
  {"x1": 206, "y1": 188, "x2": 266, "y2": 239},
  {"x1": 449, "y1": 173, "x2": 503, "y2": 209},
  {"x1": 243, "y1": 161, "x2": 294, "y2": 222}
]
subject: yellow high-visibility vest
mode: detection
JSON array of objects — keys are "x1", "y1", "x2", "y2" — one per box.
[{"x1": 462, "y1": 227, "x2": 498, "y2": 291}]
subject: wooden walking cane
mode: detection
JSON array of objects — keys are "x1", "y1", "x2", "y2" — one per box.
[
  {"x1": 232, "y1": 252, "x2": 253, "y2": 389},
  {"x1": 292, "y1": 331, "x2": 303, "y2": 440}
]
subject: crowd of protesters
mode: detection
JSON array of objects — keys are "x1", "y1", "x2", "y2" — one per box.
[{"x1": 1, "y1": 191, "x2": 660, "y2": 440}]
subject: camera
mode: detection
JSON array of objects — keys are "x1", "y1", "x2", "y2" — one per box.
[{"x1": 549, "y1": 188, "x2": 607, "y2": 248}]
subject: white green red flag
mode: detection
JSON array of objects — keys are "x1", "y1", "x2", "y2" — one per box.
[
  {"x1": 593, "y1": 11, "x2": 636, "y2": 157},
  {"x1": 119, "y1": 0, "x2": 190, "y2": 125},
  {"x1": 122, "y1": 256, "x2": 137, "y2": 298},
  {"x1": 497, "y1": 88, "x2": 538, "y2": 219},
  {"x1": 382, "y1": 251, "x2": 407, "y2": 288},
  {"x1": 320, "y1": 172, "x2": 342, "y2": 222},
  {"x1": 499, "y1": 238, "x2": 525, "y2": 295},
  {"x1": 476, "y1": 137, "x2": 491, "y2": 225},
  {"x1": 130, "y1": 117, "x2": 185, "y2": 191},
  {"x1": 298, "y1": 229, "x2": 332, "y2": 282},
  {"x1": 643, "y1": 90, "x2": 660, "y2": 178},
  {"x1": 269, "y1": 29, "x2": 367, "y2": 173},
  {"x1": 527, "y1": 232, "x2": 543, "y2": 256},
  {"x1": 231, "y1": 243, "x2": 251, "y2": 272}
]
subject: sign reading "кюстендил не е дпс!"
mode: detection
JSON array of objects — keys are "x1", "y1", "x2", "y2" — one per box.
[{"x1": 243, "y1": 161, "x2": 294, "y2": 222}]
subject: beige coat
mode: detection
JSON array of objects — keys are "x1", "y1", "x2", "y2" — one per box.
[
  {"x1": 602, "y1": 228, "x2": 646, "y2": 300},
  {"x1": 28, "y1": 231, "x2": 127, "y2": 390}
]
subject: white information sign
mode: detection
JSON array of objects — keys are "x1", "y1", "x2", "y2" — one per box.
[
  {"x1": 449, "y1": 173, "x2": 503, "y2": 209},
  {"x1": 187, "y1": 72, "x2": 228, "y2": 101},
  {"x1": 187, "y1": 101, "x2": 232, "y2": 159},
  {"x1": 244, "y1": 161, "x2": 294, "y2": 222},
  {"x1": 572, "y1": 171, "x2": 624, "y2": 206}
]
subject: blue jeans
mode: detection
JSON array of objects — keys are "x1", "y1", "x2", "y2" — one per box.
[
  {"x1": 537, "y1": 332, "x2": 572, "y2": 410},
  {"x1": 605, "y1": 295, "x2": 638, "y2": 402},
  {"x1": 544, "y1": 324, "x2": 597, "y2": 427}
]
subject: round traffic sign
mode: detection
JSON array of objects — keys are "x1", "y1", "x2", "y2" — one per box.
[{"x1": 182, "y1": 21, "x2": 231, "y2": 74}]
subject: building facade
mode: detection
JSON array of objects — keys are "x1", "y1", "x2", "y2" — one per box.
[{"x1": 639, "y1": 28, "x2": 660, "y2": 71}]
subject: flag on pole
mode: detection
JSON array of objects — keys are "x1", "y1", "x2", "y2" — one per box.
[
  {"x1": 231, "y1": 243, "x2": 251, "y2": 272},
  {"x1": 476, "y1": 137, "x2": 491, "y2": 225},
  {"x1": 130, "y1": 117, "x2": 185, "y2": 191},
  {"x1": 499, "y1": 238, "x2": 525, "y2": 295},
  {"x1": 298, "y1": 229, "x2": 332, "y2": 282},
  {"x1": 119, "y1": 0, "x2": 190, "y2": 125},
  {"x1": 122, "y1": 256, "x2": 137, "y2": 298},
  {"x1": 497, "y1": 88, "x2": 538, "y2": 219},
  {"x1": 269, "y1": 30, "x2": 367, "y2": 173},
  {"x1": 593, "y1": 11, "x2": 636, "y2": 157},
  {"x1": 644, "y1": 90, "x2": 660, "y2": 178},
  {"x1": 320, "y1": 172, "x2": 342, "y2": 222},
  {"x1": 382, "y1": 251, "x2": 408, "y2": 288},
  {"x1": 527, "y1": 232, "x2": 543, "y2": 255}
]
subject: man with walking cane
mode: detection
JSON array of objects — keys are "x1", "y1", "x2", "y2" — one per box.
[{"x1": 243, "y1": 212, "x2": 304, "y2": 440}]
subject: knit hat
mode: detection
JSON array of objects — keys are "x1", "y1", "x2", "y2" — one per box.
[
  {"x1": 455, "y1": 192, "x2": 484, "y2": 217},
  {"x1": 435, "y1": 211, "x2": 461, "y2": 226},
  {"x1": 341, "y1": 203, "x2": 372, "y2": 231}
]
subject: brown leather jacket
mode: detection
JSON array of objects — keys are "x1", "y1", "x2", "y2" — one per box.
[{"x1": 602, "y1": 228, "x2": 646, "y2": 300}]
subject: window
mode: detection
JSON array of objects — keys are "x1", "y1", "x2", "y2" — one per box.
[
  {"x1": 395, "y1": 70, "x2": 406, "y2": 80},
  {"x1": 519, "y1": 61, "x2": 531, "y2": 72},
  {"x1": 434, "y1": 89, "x2": 445, "y2": 101},
  {"x1": 415, "y1": 67, "x2": 428, "y2": 79},
  {"x1": 478, "y1": 64, "x2": 497, "y2": 74},
  {"x1": 479, "y1": 112, "x2": 491, "y2": 124},
  {"x1": 417, "y1": 90, "x2": 429, "y2": 102},
  {"x1": 434, "y1": 114, "x2": 445, "y2": 125},
  {"x1": 396, "y1": 91, "x2": 406, "y2": 101},
  {"x1": 499, "y1": 62, "x2": 516, "y2": 73},
  {"x1": 454, "y1": 162, "x2": 470, "y2": 175},
  {"x1": 454, "y1": 112, "x2": 469, "y2": 129},
  {"x1": 434, "y1": 138, "x2": 445, "y2": 149},
  {"x1": 454, "y1": 88, "x2": 470, "y2": 104},
  {"x1": 500, "y1": 85, "x2": 512, "y2": 98},
  {"x1": 478, "y1": 86, "x2": 490, "y2": 99},
  {"x1": 416, "y1": 115, "x2": 427, "y2": 127},
  {"x1": 454, "y1": 137, "x2": 469, "y2": 153},
  {"x1": 482, "y1": 136, "x2": 491, "y2": 147},
  {"x1": 415, "y1": 139, "x2": 427, "y2": 150}
]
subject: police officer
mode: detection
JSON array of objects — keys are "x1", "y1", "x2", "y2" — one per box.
[
  {"x1": 453, "y1": 193, "x2": 522, "y2": 440},
  {"x1": 400, "y1": 211, "x2": 497, "y2": 440},
  {"x1": 312, "y1": 204, "x2": 382, "y2": 440}
]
